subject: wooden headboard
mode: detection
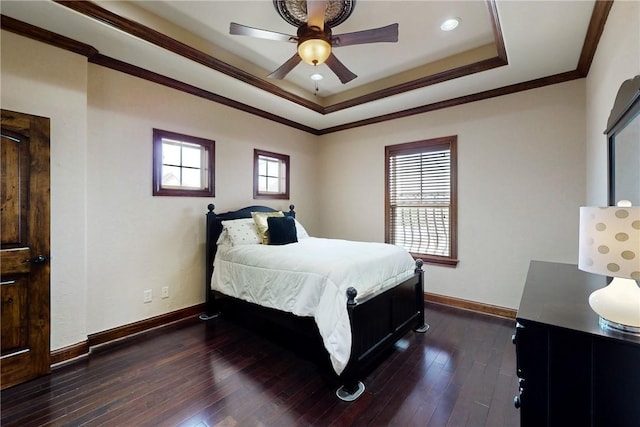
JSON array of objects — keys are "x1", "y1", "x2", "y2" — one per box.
[{"x1": 201, "y1": 204, "x2": 295, "y2": 319}]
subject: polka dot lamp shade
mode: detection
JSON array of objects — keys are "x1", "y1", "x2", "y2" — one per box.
[{"x1": 579, "y1": 206, "x2": 640, "y2": 280}]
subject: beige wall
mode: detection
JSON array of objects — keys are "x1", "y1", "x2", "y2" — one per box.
[
  {"x1": 317, "y1": 81, "x2": 586, "y2": 309},
  {"x1": 585, "y1": 0, "x2": 640, "y2": 205},
  {"x1": 86, "y1": 65, "x2": 318, "y2": 333},
  {"x1": 1, "y1": 31, "x2": 89, "y2": 350}
]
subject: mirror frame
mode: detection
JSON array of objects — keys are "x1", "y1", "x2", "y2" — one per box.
[{"x1": 606, "y1": 75, "x2": 640, "y2": 206}]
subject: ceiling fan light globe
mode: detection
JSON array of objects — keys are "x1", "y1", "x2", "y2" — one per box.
[{"x1": 298, "y1": 38, "x2": 331, "y2": 65}]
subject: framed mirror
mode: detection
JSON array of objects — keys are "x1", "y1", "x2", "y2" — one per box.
[{"x1": 606, "y1": 75, "x2": 640, "y2": 206}]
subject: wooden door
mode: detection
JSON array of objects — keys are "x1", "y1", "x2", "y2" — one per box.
[{"x1": 1, "y1": 109, "x2": 51, "y2": 390}]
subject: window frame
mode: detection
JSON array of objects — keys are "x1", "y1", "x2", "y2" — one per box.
[
  {"x1": 253, "y1": 149, "x2": 290, "y2": 200},
  {"x1": 152, "y1": 129, "x2": 215, "y2": 197},
  {"x1": 385, "y1": 135, "x2": 458, "y2": 267}
]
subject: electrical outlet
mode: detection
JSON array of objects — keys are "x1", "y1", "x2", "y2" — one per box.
[
  {"x1": 161, "y1": 286, "x2": 169, "y2": 299},
  {"x1": 143, "y1": 289, "x2": 152, "y2": 303}
]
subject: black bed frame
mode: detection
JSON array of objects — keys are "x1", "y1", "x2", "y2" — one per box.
[{"x1": 201, "y1": 203, "x2": 429, "y2": 401}]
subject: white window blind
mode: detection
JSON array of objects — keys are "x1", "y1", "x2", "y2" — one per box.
[{"x1": 387, "y1": 142, "x2": 453, "y2": 258}]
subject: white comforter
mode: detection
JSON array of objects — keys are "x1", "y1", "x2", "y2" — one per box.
[{"x1": 212, "y1": 237, "x2": 416, "y2": 375}]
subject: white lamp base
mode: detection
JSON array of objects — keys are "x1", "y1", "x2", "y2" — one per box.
[{"x1": 589, "y1": 277, "x2": 640, "y2": 336}]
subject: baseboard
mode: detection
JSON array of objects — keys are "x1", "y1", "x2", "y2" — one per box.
[
  {"x1": 88, "y1": 304, "x2": 205, "y2": 347},
  {"x1": 51, "y1": 341, "x2": 89, "y2": 365},
  {"x1": 425, "y1": 292, "x2": 517, "y2": 319},
  {"x1": 51, "y1": 304, "x2": 206, "y2": 366}
]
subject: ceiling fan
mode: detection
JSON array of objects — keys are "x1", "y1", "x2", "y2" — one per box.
[{"x1": 229, "y1": 0, "x2": 399, "y2": 84}]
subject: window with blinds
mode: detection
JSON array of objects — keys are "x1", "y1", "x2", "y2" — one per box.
[{"x1": 385, "y1": 136, "x2": 458, "y2": 266}]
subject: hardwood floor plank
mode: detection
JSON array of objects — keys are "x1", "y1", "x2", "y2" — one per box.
[
  {"x1": 1, "y1": 303, "x2": 520, "y2": 427},
  {"x1": 327, "y1": 391, "x2": 375, "y2": 427}
]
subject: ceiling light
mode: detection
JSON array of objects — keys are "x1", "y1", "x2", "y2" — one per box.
[
  {"x1": 298, "y1": 38, "x2": 332, "y2": 66},
  {"x1": 440, "y1": 18, "x2": 461, "y2": 32},
  {"x1": 310, "y1": 73, "x2": 324, "y2": 81}
]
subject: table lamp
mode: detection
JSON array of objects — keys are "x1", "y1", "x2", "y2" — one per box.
[{"x1": 578, "y1": 201, "x2": 640, "y2": 335}]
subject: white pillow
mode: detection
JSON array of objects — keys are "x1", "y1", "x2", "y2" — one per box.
[
  {"x1": 216, "y1": 227, "x2": 230, "y2": 246},
  {"x1": 220, "y1": 218, "x2": 261, "y2": 246},
  {"x1": 294, "y1": 219, "x2": 310, "y2": 239}
]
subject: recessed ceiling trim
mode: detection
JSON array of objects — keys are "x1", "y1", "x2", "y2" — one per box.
[
  {"x1": 0, "y1": 14, "x2": 98, "y2": 58},
  {"x1": 324, "y1": 56, "x2": 508, "y2": 115},
  {"x1": 52, "y1": 0, "x2": 508, "y2": 115},
  {"x1": 54, "y1": 0, "x2": 324, "y2": 114},
  {"x1": 319, "y1": 70, "x2": 585, "y2": 135},
  {"x1": 486, "y1": 0, "x2": 508, "y2": 63},
  {"x1": 577, "y1": 0, "x2": 614, "y2": 76},
  {"x1": 87, "y1": 53, "x2": 319, "y2": 135}
]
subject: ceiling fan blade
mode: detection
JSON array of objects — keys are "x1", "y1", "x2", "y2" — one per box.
[
  {"x1": 306, "y1": 0, "x2": 326, "y2": 30},
  {"x1": 230, "y1": 22, "x2": 295, "y2": 43},
  {"x1": 325, "y1": 53, "x2": 357, "y2": 84},
  {"x1": 332, "y1": 23, "x2": 399, "y2": 47},
  {"x1": 268, "y1": 54, "x2": 302, "y2": 79}
]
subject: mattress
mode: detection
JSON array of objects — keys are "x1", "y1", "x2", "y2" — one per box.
[{"x1": 211, "y1": 237, "x2": 416, "y2": 375}]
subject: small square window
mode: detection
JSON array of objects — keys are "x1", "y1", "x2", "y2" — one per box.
[
  {"x1": 153, "y1": 129, "x2": 215, "y2": 197},
  {"x1": 253, "y1": 149, "x2": 290, "y2": 199}
]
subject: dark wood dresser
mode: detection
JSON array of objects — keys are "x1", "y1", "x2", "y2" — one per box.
[{"x1": 514, "y1": 261, "x2": 640, "y2": 427}]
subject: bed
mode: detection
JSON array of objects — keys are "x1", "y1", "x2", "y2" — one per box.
[{"x1": 201, "y1": 203, "x2": 428, "y2": 401}]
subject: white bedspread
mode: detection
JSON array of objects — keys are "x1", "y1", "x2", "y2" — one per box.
[{"x1": 212, "y1": 237, "x2": 416, "y2": 375}]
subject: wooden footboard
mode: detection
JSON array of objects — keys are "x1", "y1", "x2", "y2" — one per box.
[
  {"x1": 349, "y1": 261, "x2": 425, "y2": 363},
  {"x1": 337, "y1": 259, "x2": 427, "y2": 400}
]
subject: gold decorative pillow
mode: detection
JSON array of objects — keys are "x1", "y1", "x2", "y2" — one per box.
[{"x1": 251, "y1": 211, "x2": 284, "y2": 244}]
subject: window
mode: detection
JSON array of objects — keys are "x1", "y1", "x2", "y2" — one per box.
[
  {"x1": 253, "y1": 149, "x2": 290, "y2": 199},
  {"x1": 153, "y1": 129, "x2": 214, "y2": 197},
  {"x1": 385, "y1": 136, "x2": 458, "y2": 266}
]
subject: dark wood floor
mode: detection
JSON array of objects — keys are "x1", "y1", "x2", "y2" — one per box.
[{"x1": 1, "y1": 302, "x2": 520, "y2": 427}]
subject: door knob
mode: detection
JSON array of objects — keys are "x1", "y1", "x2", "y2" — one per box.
[{"x1": 24, "y1": 255, "x2": 50, "y2": 264}]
